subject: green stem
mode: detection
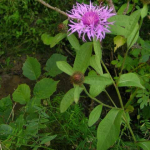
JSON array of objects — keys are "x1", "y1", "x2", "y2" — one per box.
[
  {"x1": 104, "y1": 90, "x2": 117, "y2": 107},
  {"x1": 101, "y1": 60, "x2": 137, "y2": 143},
  {"x1": 125, "y1": 89, "x2": 138, "y2": 109},
  {"x1": 123, "y1": 112, "x2": 137, "y2": 143},
  {"x1": 101, "y1": 60, "x2": 124, "y2": 109},
  {"x1": 82, "y1": 85, "x2": 120, "y2": 109},
  {"x1": 117, "y1": 18, "x2": 144, "y2": 85}
]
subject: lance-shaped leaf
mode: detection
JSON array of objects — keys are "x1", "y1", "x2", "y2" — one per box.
[
  {"x1": 56, "y1": 61, "x2": 74, "y2": 76},
  {"x1": 93, "y1": 39, "x2": 102, "y2": 65},
  {"x1": 50, "y1": 33, "x2": 66, "y2": 48},
  {"x1": 118, "y1": 73, "x2": 145, "y2": 89},
  {"x1": 90, "y1": 55, "x2": 103, "y2": 75},
  {"x1": 88, "y1": 105, "x2": 103, "y2": 127},
  {"x1": 22, "y1": 56, "x2": 41, "y2": 80},
  {"x1": 84, "y1": 75, "x2": 112, "y2": 86},
  {"x1": 67, "y1": 34, "x2": 80, "y2": 51},
  {"x1": 141, "y1": 4, "x2": 148, "y2": 19},
  {"x1": 97, "y1": 109, "x2": 123, "y2": 150},
  {"x1": 41, "y1": 33, "x2": 53, "y2": 45},
  {"x1": 74, "y1": 85, "x2": 83, "y2": 103},
  {"x1": 127, "y1": 23, "x2": 139, "y2": 49},
  {"x1": 73, "y1": 42, "x2": 92, "y2": 73},
  {"x1": 60, "y1": 88, "x2": 75, "y2": 113},
  {"x1": 90, "y1": 84, "x2": 105, "y2": 97}
]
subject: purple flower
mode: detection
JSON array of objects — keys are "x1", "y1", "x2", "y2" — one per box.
[{"x1": 67, "y1": 2, "x2": 116, "y2": 41}]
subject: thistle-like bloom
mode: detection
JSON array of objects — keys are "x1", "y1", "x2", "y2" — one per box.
[{"x1": 67, "y1": 2, "x2": 116, "y2": 41}]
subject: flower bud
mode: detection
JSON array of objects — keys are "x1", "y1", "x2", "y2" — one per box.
[
  {"x1": 70, "y1": 71, "x2": 84, "y2": 85},
  {"x1": 57, "y1": 23, "x2": 67, "y2": 32}
]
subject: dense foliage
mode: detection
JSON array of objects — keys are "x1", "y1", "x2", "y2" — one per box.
[{"x1": 0, "y1": 0, "x2": 150, "y2": 150}]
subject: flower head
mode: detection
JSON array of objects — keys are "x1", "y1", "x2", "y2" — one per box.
[
  {"x1": 67, "y1": 2, "x2": 116, "y2": 41},
  {"x1": 70, "y1": 71, "x2": 84, "y2": 85}
]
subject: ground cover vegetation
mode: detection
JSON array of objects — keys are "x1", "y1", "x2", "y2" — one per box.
[{"x1": 0, "y1": 0, "x2": 150, "y2": 150}]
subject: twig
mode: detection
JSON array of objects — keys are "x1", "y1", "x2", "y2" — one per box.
[
  {"x1": 6, "y1": 102, "x2": 16, "y2": 124},
  {"x1": 36, "y1": 0, "x2": 68, "y2": 17},
  {"x1": 106, "y1": 0, "x2": 116, "y2": 13},
  {"x1": 123, "y1": 0, "x2": 130, "y2": 15}
]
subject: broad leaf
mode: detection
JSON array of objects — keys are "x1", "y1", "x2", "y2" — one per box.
[
  {"x1": 88, "y1": 105, "x2": 103, "y2": 127},
  {"x1": 50, "y1": 33, "x2": 66, "y2": 48},
  {"x1": 13, "y1": 84, "x2": 30, "y2": 105},
  {"x1": 22, "y1": 56, "x2": 41, "y2": 80},
  {"x1": 118, "y1": 73, "x2": 145, "y2": 89},
  {"x1": 97, "y1": 109, "x2": 123, "y2": 150},
  {"x1": 67, "y1": 34, "x2": 80, "y2": 51},
  {"x1": 60, "y1": 88, "x2": 75, "y2": 113},
  {"x1": 137, "y1": 140, "x2": 150, "y2": 150},
  {"x1": 0, "y1": 124, "x2": 13, "y2": 140},
  {"x1": 33, "y1": 78, "x2": 59, "y2": 99},
  {"x1": 108, "y1": 9, "x2": 141, "y2": 38},
  {"x1": 45, "y1": 53, "x2": 67, "y2": 77},
  {"x1": 57, "y1": 61, "x2": 74, "y2": 75},
  {"x1": 73, "y1": 42, "x2": 92, "y2": 73}
]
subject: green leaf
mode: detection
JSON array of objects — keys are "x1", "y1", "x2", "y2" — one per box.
[
  {"x1": 88, "y1": 105, "x2": 103, "y2": 127},
  {"x1": 90, "y1": 84, "x2": 105, "y2": 97},
  {"x1": 118, "y1": 73, "x2": 145, "y2": 89},
  {"x1": 127, "y1": 23, "x2": 139, "y2": 49},
  {"x1": 60, "y1": 88, "x2": 75, "y2": 113},
  {"x1": 40, "y1": 135, "x2": 57, "y2": 145},
  {"x1": 90, "y1": 55, "x2": 103, "y2": 75},
  {"x1": 93, "y1": 39, "x2": 102, "y2": 63},
  {"x1": 141, "y1": 4, "x2": 148, "y2": 19},
  {"x1": 45, "y1": 54, "x2": 67, "y2": 77},
  {"x1": 0, "y1": 124, "x2": 13, "y2": 140},
  {"x1": 84, "y1": 75, "x2": 112, "y2": 86},
  {"x1": 117, "y1": 3, "x2": 133, "y2": 15},
  {"x1": 137, "y1": 140, "x2": 150, "y2": 150},
  {"x1": 67, "y1": 34, "x2": 80, "y2": 51},
  {"x1": 114, "y1": 35, "x2": 126, "y2": 52},
  {"x1": 13, "y1": 84, "x2": 30, "y2": 105},
  {"x1": 128, "y1": 9, "x2": 141, "y2": 34},
  {"x1": 33, "y1": 78, "x2": 59, "y2": 99},
  {"x1": 22, "y1": 56, "x2": 41, "y2": 80},
  {"x1": 108, "y1": 10, "x2": 141, "y2": 38},
  {"x1": 56, "y1": 61, "x2": 74, "y2": 75},
  {"x1": 97, "y1": 109, "x2": 123, "y2": 150},
  {"x1": 74, "y1": 85, "x2": 83, "y2": 103},
  {"x1": 73, "y1": 42, "x2": 92, "y2": 73},
  {"x1": 41, "y1": 33, "x2": 53, "y2": 45},
  {"x1": 50, "y1": 33, "x2": 66, "y2": 48}
]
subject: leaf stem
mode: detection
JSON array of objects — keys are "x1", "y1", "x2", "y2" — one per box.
[
  {"x1": 117, "y1": 18, "x2": 144, "y2": 85},
  {"x1": 105, "y1": 90, "x2": 117, "y2": 107},
  {"x1": 101, "y1": 60, "x2": 124, "y2": 109},
  {"x1": 82, "y1": 85, "x2": 120, "y2": 109}
]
